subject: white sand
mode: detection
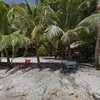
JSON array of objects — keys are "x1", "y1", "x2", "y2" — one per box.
[{"x1": 0, "y1": 57, "x2": 100, "y2": 100}]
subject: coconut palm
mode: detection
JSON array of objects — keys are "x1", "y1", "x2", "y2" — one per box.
[
  {"x1": 0, "y1": 1, "x2": 11, "y2": 67},
  {"x1": 8, "y1": 1, "x2": 41, "y2": 67},
  {"x1": 76, "y1": 0, "x2": 100, "y2": 68},
  {"x1": 95, "y1": 0, "x2": 100, "y2": 69},
  {"x1": 31, "y1": 24, "x2": 44, "y2": 67},
  {"x1": 0, "y1": 1, "x2": 31, "y2": 68},
  {"x1": 0, "y1": 31, "x2": 31, "y2": 67}
]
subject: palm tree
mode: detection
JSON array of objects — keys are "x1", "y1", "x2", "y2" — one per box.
[
  {"x1": 0, "y1": 30, "x2": 31, "y2": 66},
  {"x1": 0, "y1": 1, "x2": 31, "y2": 68},
  {"x1": 7, "y1": 1, "x2": 41, "y2": 67},
  {"x1": 0, "y1": 1, "x2": 11, "y2": 67},
  {"x1": 95, "y1": 0, "x2": 100, "y2": 69},
  {"x1": 8, "y1": 0, "x2": 60, "y2": 67},
  {"x1": 75, "y1": 0, "x2": 100, "y2": 68},
  {"x1": 31, "y1": 24, "x2": 44, "y2": 67},
  {"x1": 0, "y1": 33, "x2": 2, "y2": 64}
]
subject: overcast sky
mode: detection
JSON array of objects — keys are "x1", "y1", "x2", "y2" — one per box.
[{"x1": 4, "y1": 0, "x2": 36, "y2": 5}]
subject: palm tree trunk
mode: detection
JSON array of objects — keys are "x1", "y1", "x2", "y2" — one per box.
[
  {"x1": 67, "y1": 45, "x2": 72, "y2": 60},
  {"x1": 95, "y1": 0, "x2": 100, "y2": 69},
  {"x1": 23, "y1": 46, "x2": 28, "y2": 57},
  {"x1": 0, "y1": 52, "x2": 1, "y2": 63},
  {"x1": 5, "y1": 49, "x2": 12, "y2": 68},
  {"x1": 95, "y1": 35, "x2": 100, "y2": 66},
  {"x1": 0, "y1": 52, "x2": 1, "y2": 66},
  {"x1": 35, "y1": 45, "x2": 41, "y2": 68},
  {"x1": 0, "y1": 52, "x2": 4, "y2": 64}
]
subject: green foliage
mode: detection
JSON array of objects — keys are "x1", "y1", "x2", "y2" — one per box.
[
  {"x1": 38, "y1": 45, "x2": 48, "y2": 56},
  {"x1": 77, "y1": 14, "x2": 100, "y2": 33},
  {"x1": 0, "y1": 1, "x2": 10, "y2": 35},
  {"x1": 0, "y1": 31, "x2": 31, "y2": 53},
  {"x1": 0, "y1": 0, "x2": 98, "y2": 58},
  {"x1": 40, "y1": 0, "x2": 97, "y2": 49},
  {"x1": 31, "y1": 24, "x2": 44, "y2": 41},
  {"x1": 39, "y1": 42, "x2": 55, "y2": 56},
  {"x1": 42, "y1": 0, "x2": 95, "y2": 30},
  {"x1": 45, "y1": 25, "x2": 63, "y2": 40}
]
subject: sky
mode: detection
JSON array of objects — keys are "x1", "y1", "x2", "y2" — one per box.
[{"x1": 4, "y1": 0, "x2": 36, "y2": 5}]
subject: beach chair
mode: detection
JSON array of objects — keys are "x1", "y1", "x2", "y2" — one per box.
[
  {"x1": 63, "y1": 61, "x2": 77, "y2": 73},
  {"x1": 20, "y1": 59, "x2": 32, "y2": 68},
  {"x1": 64, "y1": 61, "x2": 77, "y2": 69}
]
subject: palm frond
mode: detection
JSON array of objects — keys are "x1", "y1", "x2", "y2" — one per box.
[
  {"x1": 75, "y1": 26, "x2": 90, "y2": 34},
  {"x1": 0, "y1": 33, "x2": 2, "y2": 39},
  {"x1": 11, "y1": 30, "x2": 31, "y2": 58},
  {"x1": 61, "y1": 29, "x2": 78, "y2": 45},
  {"x1": 0, "y1": 30, "x2": 31, "y2": 51},
  {"x1": 31, "y1": 24, "x2": 44, "y2": 43},
  {"x1": 61, "y1": 13, "x2": 99, "y2": 45},
  {"x1": 45, "y1": 25, "x2": 63, "y2": 40},
  {"x1": 25, "y1": 0, "x2": 33, "y2": 16},
  {"x1": 8, "y1": 6, "x2": 35, "y2": 30},
  {"x1": 77, "y1": 14, "x2": 100, "y2": 33},
  {"x1": 77, "y1": 0, "x2": 94, "y2": 12},
  {"x1": 0, "y1": 35, "x2": 11, "y2": 51},
  {"x1": 47, "y1": 5, "x2": 60, "y2": 23},
  {"x1": 11, "y1": 30, "x2": 31, "y2": 47}
]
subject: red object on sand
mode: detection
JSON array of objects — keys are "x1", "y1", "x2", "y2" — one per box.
[{"x1": 21, "y1": 59, "x2": 31, "y2": 68}]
